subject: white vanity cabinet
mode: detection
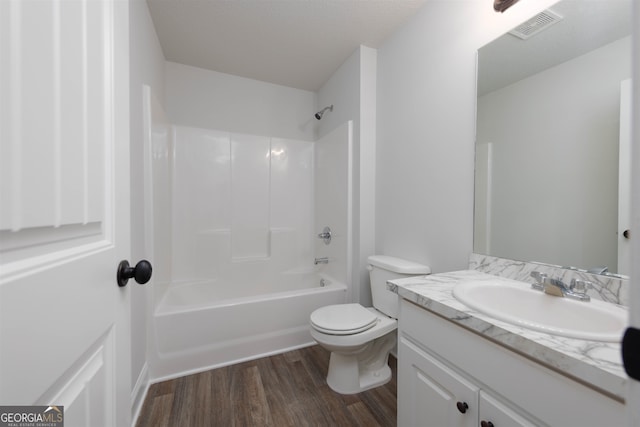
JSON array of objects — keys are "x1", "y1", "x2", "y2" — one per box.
[
  {"x1": 399, "y1": 335, "x2": 479, "y2": 427},
  {"x1": 400, "y1": 336, "x2": 539, "y2": 427},
  {"x1": 479, "y1": 390, "x2": 540, "y2": 427},
  {"x1": 397, "y1": 299, "x2": 625, "y2": 427}
]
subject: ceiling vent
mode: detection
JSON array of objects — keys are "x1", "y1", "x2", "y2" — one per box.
[{"x1": 509, "y1": 9, "x2": 563, "y2": 40}]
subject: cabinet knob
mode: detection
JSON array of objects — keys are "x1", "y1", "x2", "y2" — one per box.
[
  {"x1": 456, "y1": 401, "x2": 469, "y2": 414},
  {"x1": 481, "y1": 421, "x2": 494, "y2": 427}
]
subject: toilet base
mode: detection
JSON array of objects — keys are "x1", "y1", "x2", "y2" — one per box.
[
  {"x1": 327, "y1": 355, "x2": 392, "y2": 394},
  {"x1": 325, "y1": 331, "x2": 395, "y2": 395}
]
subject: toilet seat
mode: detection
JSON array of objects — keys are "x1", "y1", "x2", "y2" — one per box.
[{"x1": 310, "y1": 304, "x2": 378, "y2": 335}]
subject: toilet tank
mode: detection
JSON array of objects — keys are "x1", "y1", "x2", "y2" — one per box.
[{"x1": 367, "y1": 255, "x2": 431, "y2": 318}]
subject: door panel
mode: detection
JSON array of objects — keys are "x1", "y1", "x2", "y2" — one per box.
[
  {"x1": 398, "y1": 337, "x2": 478, "y2": 427},
  {"x1": 40, "y1": 330, "x2": 115, "y2": 427},
  {"x1": 0, "y1": 0, "x2": 107, "y2": 239},
  {"x1": 479, "y1": 390, "x2": 541, "y2": 427}
]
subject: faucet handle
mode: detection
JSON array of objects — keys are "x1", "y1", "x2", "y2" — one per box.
[
  {"x1": 570, "y1": 279, "x2": 592, "y2": 293},
  {"x1": 530, "y1": 271, "x2": 546, "y2": 291},
  {"x1": 317, "y1": 226, "x2": 332, "y2": 245},
  {"x1": 530, "y1": 271, "x2": 546, "y2": 281}
]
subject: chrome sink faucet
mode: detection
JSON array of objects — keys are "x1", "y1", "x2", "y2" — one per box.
[{"x1": 530, "y1": 271, "x2": 591, "y2": 302}]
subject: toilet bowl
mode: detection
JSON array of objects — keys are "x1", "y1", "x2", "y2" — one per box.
[{"x1": 309, "y1": 255, "x2": 430, "y2": 394}]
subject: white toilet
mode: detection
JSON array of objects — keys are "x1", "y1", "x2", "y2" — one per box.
[{"x1": 309, "y1": 255, "x2": 430, "y2": 394}]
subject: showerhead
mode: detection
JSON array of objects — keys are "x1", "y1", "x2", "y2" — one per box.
[{"x1": 315, "y1": 105, "x2": 333, "y2": 120}]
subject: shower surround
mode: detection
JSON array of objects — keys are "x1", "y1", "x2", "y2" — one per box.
[
  {"x1": 171, "y1": 126, "x2": 315, "y2": 285},
  {"x1": 145, "y1": 90, "x2": 352, "y2": 379}
]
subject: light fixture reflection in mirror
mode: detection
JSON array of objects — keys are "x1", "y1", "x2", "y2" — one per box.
[
  {"x1": 494, "y1": 0, "x2": 520, "y2": 13},
  {"x1": 474, "y1": 0, "x2": 631, "y2": 276}
]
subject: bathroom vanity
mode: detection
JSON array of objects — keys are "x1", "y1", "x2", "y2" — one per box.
[{"x1": 389, "y1": 268, "x2": 627, "y2": 427}]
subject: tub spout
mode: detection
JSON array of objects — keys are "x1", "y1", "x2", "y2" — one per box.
[{"x1": 314, "y1": 257, "x2": 329, "y2": 265}]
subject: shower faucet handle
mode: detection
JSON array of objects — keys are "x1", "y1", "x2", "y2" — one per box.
[{"x1": 317, "y1": 226, "x2": 332, "y2": 245}]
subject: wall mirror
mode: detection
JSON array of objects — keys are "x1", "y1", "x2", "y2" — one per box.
[{"x1": 474, "y1": 0, "x2": 631, "y2": 276}]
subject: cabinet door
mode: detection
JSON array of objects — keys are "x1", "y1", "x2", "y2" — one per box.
[
  {"x1": 399, "y1": 337, "x2": 478, "y2": 427},
  {"x1": 480, "y1": 390, "x2": 543, "y2": 427}
]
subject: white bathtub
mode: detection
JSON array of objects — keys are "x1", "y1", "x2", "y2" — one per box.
[{"x1": 151, "y1": 272, "x2": 347, "y2": 380}]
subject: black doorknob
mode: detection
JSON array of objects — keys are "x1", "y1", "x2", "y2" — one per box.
[{"x1": 117, "y1": 260, "x2": 152, "y2": 287}]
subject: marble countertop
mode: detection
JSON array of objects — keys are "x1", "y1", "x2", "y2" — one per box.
[{"x1": 388, "y1": 270, "x2": 628, "y2": 401}]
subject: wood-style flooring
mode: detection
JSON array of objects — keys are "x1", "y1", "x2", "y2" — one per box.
[{"x1": 135, "y1": 345, "x2": 397, "y2": 427}]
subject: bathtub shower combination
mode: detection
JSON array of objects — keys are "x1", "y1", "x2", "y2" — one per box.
[{"x1": 145, "y1": 90, "x2": 353, "y2": 379}]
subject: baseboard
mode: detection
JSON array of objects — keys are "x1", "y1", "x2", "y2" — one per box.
[{"x1": 131, "y1": 362, "x2": 150, "y2": 427}]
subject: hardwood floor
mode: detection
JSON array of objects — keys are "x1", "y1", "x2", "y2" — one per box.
[{"x1": 136, "y1": 345, "x2": 397, "y2": 427}]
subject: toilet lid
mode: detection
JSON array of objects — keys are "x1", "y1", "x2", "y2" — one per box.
[{"x1": 310, "y1": 304, "x2": 378, "y2": 335}]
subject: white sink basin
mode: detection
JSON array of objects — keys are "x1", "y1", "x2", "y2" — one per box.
[{"x1": 452, "y1": 280, "x2": 628, "y2": 342}]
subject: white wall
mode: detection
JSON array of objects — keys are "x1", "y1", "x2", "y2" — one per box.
[
  {"x1": 477, "y1": 37, "x2": 630, "y2": 271},
  {"x1": 316, "y1": 46, "x2": 377, "y2": 305},
  {"x1": 376, "y1": 0, "x2": 559, "y2": 274},
  {"x1": 359, "y1": 48, "x2": 377, "y2": 303},
  {"x1": 165, "y1": 62, "x2": 316, "y2": 141},
  {"x1": 128, "y1": 0, "x2": 166, "y2": 414}
]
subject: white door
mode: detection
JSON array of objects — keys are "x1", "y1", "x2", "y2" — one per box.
[
  {"x1": 627, "y1": 2, "x2": 640, "y2": 424},
  {"x1": 0, "y1": 1, "x2": 131, "y2": 426}
]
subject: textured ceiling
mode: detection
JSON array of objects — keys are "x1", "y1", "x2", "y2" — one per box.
[{"x1": 146, "y1": 0, "x2": 428, "y2": 91}]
